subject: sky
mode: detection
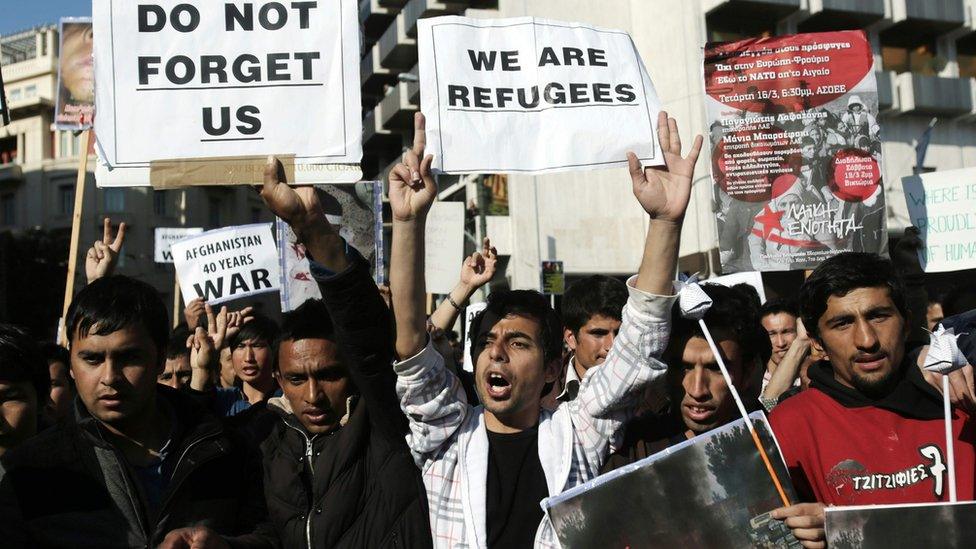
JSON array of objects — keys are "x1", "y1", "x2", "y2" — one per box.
[{"x1": 1, "y1": 0, "x2": 91, "y2": 36}]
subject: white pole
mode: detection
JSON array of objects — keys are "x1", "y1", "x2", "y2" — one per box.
[
  {"x1": 698, "y1": 319, "x2": 753, "y2": 431},
  {"x1": 943, "y1": 375, "x2": 957, "y2": 502}
]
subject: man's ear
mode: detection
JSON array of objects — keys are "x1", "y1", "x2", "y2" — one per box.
[
  {"x1": 810, "y1": 337, "x2": 826, "y2": 358},
  {"x1": 564, "y1": 328, "x2": 577, "y2": 352}
]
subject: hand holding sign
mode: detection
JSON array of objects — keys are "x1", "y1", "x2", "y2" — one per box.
[
  {"x1": 389, "y1": 113, "x2": 437, "y2": 223},
  {"x1": 85, "y1": 218, "x2": 127, "y2": 284},
  {"x1": 629, "y1": 111, "x2": 703, "y2": 224},
  {"x1": 771, "y1": 502, "x2": 826, "y2": 549}
]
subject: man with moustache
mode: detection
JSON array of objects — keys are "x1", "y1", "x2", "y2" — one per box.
[{"x1": 768, "y1": 252, "x2": 976, "y2": 548}]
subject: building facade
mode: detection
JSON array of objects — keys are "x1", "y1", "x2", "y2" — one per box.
[
  {"x1": 361, "y1": 0, "x2": 976, "y2": 292},
  {"x1": 0, "y1": 25, "x2": 273, "y2": 329}
]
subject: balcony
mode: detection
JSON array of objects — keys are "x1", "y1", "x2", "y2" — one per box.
[
  {"x1": 402, "y1": 0, "x2": 470, "y2": 37},
  {"x1": 885, "y1": 0, "x2": 965, "y2": 44},
  {"x1": 799, "y1": 0, "x2": 886, "y2": 32},
  {"x1": 876, "y1": 70, "x2": 897, "y2": 112},
  {"x1": 378, "y1": 13, "x2": 418, "y2": 70},
  {"x1": 360, "y1": 0, "x2": 399, "y2": 47},
  {"x1": 895, "y1": 72, "x2": 972, "y2": 115},
  {"x1": 362, "y1": 109, "x2": 400, "y2": 150},
  {"x1": 379, "y1": 82, "x2": 418, "y2": 130},
  {"x1": 361, "y1": 45, "x2": 398, "y2": 94},
  {"x1": 704, "y1": 0, "x2": 801, "y2": 19},
  {"x1": 0, "y1": 163, "x2": 23, "y2": 186}
]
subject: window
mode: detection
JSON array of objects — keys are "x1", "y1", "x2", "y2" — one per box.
[
  {"x1": 958, "y1": 33, "x2": 976, "y2": 78},
  {"x1": 153, "y1": 190, "x2": 168, "y2": 216},
  {"x1": 208, "y1": 197, "x2": 222, "y2": 227},
  {"x1": 0, "y1": 135, "x2": 18, "y2": 164},
  {"x1": 8, "y1": 88, "x2": 21, "y2": 102},
  {"x1": 59, "y1": 184, "x2": 74, "y2": 215},
  {"x1": 1, "y1": 193, "x2": 14, "y2": 225},
  {"x1": 104, "y1": 188, "x2": 125, "y2": 212},
  {"x1": 23, "y1": 85, "x2": 37, "y2": 99}
]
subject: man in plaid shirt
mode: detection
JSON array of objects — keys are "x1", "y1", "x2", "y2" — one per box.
[{"x1": 387, "y1": 111, "x2": 703, "y2": 548}]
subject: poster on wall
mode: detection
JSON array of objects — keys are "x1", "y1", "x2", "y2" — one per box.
[{"x1": 705, "y1": 30, "x2": 887, "y2": 273}]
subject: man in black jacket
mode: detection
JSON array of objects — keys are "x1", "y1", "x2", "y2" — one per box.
[
  {"x1": 0, "y1": 276, "x2": 274, "y2": 549},
  {"x1": 255, "y1": 157, "x2": 432, "y2": 548}
]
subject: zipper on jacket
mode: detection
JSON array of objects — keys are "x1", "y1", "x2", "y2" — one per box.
[
  {"x1": 284, "y1": 422, "x2": 320, "y2": 549},
  {"x1": 156, "y1": 431, "x2": 224, "y2": 520}
]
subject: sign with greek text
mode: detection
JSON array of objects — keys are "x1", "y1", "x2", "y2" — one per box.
[
  {"x1": 172, "y1": 223, "x2": 280, "y2": 305},
  {"x1": 902, "y1": 168, "x2": 976, "y2": 273},
  {"x1": 418, "y1": 16, "x2": 663, "y2": 175},
  {"x1": 93, "y1": 0, "x2": 362, "y2": 187},
  {"x1": 706, "y1": 30, "x2": 886, "y2": 273},
  {"x1": 154, "y1": 227, "x2": 204, "y2": 263}
]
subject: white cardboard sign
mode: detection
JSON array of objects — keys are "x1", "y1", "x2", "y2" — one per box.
[
  {"x1": 424, "y1": 201, "x2": 465, "y2": 295},
  {"x1": 172, "y1": 223, "x2": 280, "y2": 304},
  {"x1": 93, "y1": 0, "x2": 362, "y2": 186},
  {"x1": 154, "y1": 227, "x2": 204, "y2": 263},
  {"x1": 902, "y1": 168, "x2": 976, "y2": 273},
  {"x1": 418, "y1": 16, "x2": 662, "y2": 175}
]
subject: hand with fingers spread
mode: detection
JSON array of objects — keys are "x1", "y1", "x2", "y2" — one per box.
[
  {"x1": 260, "y1": 155, "x2": 348, "y2": 272},
  {"x1": 629, "y1": 111, "x2": 704, "y2": 223},
  {"x1": 389, "y1": 112, "x2": 437, "y2": 223},
  {"x1": 459, "y1": 238, "x2": 498, "y2": 291},
  {"x1": 771, "y1": 502, "x2": 826, "y2": 549},
  {"x1": 85, "y1": 218, "x2": 127, "y2": 284}
]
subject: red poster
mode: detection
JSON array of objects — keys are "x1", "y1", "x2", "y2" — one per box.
[{"x1": 705, "y1": 30, "x2": 886, "y2": 273}]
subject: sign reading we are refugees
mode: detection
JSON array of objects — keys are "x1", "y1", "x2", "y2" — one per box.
[
  {"x1": 172, "y1": 223, "x2": 280, "y2": 305},
  {"x1": 903, "y1": 168, "x2": 976, "y2": 273},
  {"x1": 418, "y1": 16, "x2": 663, "y2": 175},
  {"x1": 706, "y1": 30, "x2": 886, "y2": 273},
  {"x1": 93, "y1": 0, "x2": 362, "y2": 187}
]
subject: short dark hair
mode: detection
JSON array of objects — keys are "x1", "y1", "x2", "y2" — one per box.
[
  {"x1": 469, "y1": 290, "x2": 563, "y2": 367},
  {"x1": 66, "y1": 276, "x2": 169, "y2": 362},
  {"x1": 275, "y1": 300, "x2": 335, "y2": 370},
  {"x1": 668, "y1": 284, "x2": 769, "y2": 368},
  {"x1": 760, "y1": 297, "x2": 798, "y2": 321},
  {"x1": 39, "y1": 341, "x2": 69, "y2": 367},
  {"x1": 230, "y1": 313, "x2": 280, "y2": 350},
  {"x1": 561, "y1": 275, "x2": 628, "y2": 334},
  {"x1": 799, "y1": 252, "x2": 907, "y2": 339},
  {"x1": 167, "y1": 324, "x2": 191, "y2": 360},
  {"x1": 0, "y1": 324, "x2": 49, "y2": 400}
]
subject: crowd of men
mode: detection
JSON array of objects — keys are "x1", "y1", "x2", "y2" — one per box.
[{"x1": 1, "y1": 111, "x2": 974, "y2": 548}]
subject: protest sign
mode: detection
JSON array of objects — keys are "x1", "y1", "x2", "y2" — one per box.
[
  {"x1": 541, "y1": 260, "x2": 565, "y2": 295},
  {"x1": 544, "y1": 412, "x2": 799, "y2": 548},
  {"x1": 154, "y1": 227, "x2": 204, "y2": 263},
  {"x1": 277, "y1": 182, "x2": 383, "y2": 311},
  {"x1": 424, "y1": 201, "x2": 465, "y2": 295},
  {"x1": 92, "y1": 0, "x2": 362, "y2": 187},
  {"x1": 462, "y1": 301, "x2": 488, "y2": 373},
  {"x1": 706, "y1": 30, "x2": 886, "y2": 273},
  {"x1": 902, "y1": 168, "x2": 976, "y2": 273},
  {"x1": 55, "y1": 18, "x2": 94, "y2": 130},
  {"x1": 826, "y1": 501, "x2": 976, "y2": 548},
  {"x1": 418, "y1": 16, "x2": 662, "y2": 175},
  {"x1": 707, "y1": 271, "x2": 767, "y2": 303},
  {"x1": 172, "y1": 223, "x2": 279, "y2": 305}
]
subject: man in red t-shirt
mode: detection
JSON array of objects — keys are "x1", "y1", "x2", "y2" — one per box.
[{"x1": 768, "y1": 252, "x2": 975, "y2": 548}]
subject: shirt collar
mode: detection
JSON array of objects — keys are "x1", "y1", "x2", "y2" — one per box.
[{"x1": 556, "y1": 357, "x2": 582, "y2": 402}]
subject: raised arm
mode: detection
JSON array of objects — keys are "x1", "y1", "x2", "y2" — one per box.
[
  {"x1": 429, "y1": 237, "x2": 498, "y2": 332},
  {"x1": 631, "y1": 111, "x2": 704, "y2": 296},
  {"x1": 760, "y1": 319, "x2": 811, "y2": 410},
  {"x1": 85, "y1": 217, "x2": 126, "y2": 284},
  {"x1": 389, "y1": 112, "x2": 438, "y2": 360}
]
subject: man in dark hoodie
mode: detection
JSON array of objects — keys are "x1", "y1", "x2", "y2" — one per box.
[
  {"x1": 0, "y1": 276, "x2": 273, "y2": 549},
  {"x1": 768, "y1": 252, "x2": 975, "y2": 548},
  {"x1": 254, "y1": 157, "x2": 432, "y2": 548}
]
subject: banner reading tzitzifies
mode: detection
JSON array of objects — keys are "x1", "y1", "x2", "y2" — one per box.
[{"x1": 705, "y1": 30, "x2": 887, "y2": 273}]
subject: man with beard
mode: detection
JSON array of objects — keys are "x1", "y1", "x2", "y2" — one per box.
[
  {"x1": 388, "y1": 111, "x2": 701, "y2": 547},
  {"x1": 768, "y1": 252, "x2": 976, "y2": 548},
  {"x1": 603, "y1": 284, "x2": 767, "y2": 468}
]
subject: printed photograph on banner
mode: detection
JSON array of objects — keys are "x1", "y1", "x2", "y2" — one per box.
[
  {"x1": 418, "y1": 16, "x2": 662, "y2": 175},
  {"x1": 705, "y1": 30, "x2": 887, "y2": 273},
  {"x1": 172, "y1": 223, "x2": 280, "y2": 305},
  {"x1": 154, "y1": 227, "x2": 204, "y2": 263},
  {"x1": 902, "y1": 168, "x2": 976, "y2": 273},
  {"x1": 825, "y1": 501, "x2": 976, "y2": 548},
  {"x1": 276, "y1": 218, "x2": 321, "y2": 312},
  {"x1": 544, "y1": 413, "x2": 799, "y2": 549},
  {"x1": 55, "y1": 18, "x2": 94, "y2": 130},
  {"x1": 92, "y1": 0, "x2": 363, "y2": 186}
]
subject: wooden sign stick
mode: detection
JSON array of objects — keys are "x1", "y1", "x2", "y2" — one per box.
[
  {"x1": 173, "y1": 274, "x2": 182, "y2": 329},
  {"x1": 59, "y1": 130, "x2": 92, "y2": 346}
]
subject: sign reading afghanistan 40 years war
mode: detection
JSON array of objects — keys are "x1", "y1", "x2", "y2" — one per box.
[{"x1": 705, "y1": 30, "x2": 886, "y2": 273}]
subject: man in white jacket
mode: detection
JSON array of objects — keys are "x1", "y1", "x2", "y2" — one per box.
[{"x1": 387, "y1": 111, "x2": 703, "y2": 548}]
